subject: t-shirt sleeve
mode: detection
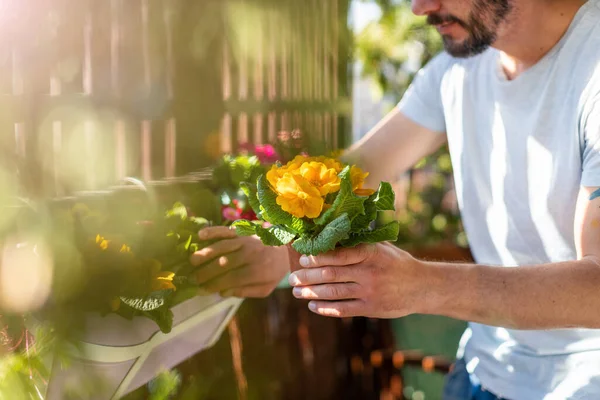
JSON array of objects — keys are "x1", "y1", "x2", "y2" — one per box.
[
  {"x1": 580, "y1": 95, "x2": 600, "y2": 187},
  {"x1": 397, "y1": 52, "x2": 452, "y2": 133}
]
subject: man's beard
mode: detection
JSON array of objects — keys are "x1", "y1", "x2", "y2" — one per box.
[{"x1": 427, "y1": 0, "x2": 513, "y2": 58}]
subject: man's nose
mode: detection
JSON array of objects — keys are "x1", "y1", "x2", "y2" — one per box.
[{"x1": 411, "y1": 0, "x2": 442, "y2": 16}]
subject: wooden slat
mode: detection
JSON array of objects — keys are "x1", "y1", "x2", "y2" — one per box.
[
  {"x1": 332, "y1": 0, "x2": 339, "y2": 101},
  {"x1": 221, "y1": 113, "x2": 233, "y2": 155},
  {"x1": 119, "y1": 0, "x2": 145, "y2": 105},
  {"x1": 88, "y1": 0, "x2": 112, "y2": 97},
  {"x1": 164, "y1": 118, "x2": 176, "y2": 178},
  {"x1": 267, "y1": 6, "x2": 277, "y2": 102},
  {"x1": 53, "y1": 0, "x2": 85, "y2": 94},
  {"x1": 163, "y1": 0, "x2": 175, "y2": 100},
  {"x1": 114, "y1": 119, "x2": 127, "y2": 181},
  {"x1": 110, "y1": 0, "x2": 121, "y2": 96},
  {"x1": 323, "y1": 0, "x2": 331, "y2": 100},
  {"x1": 150, "y1": 119, "x2": 166, "y2": 179}
]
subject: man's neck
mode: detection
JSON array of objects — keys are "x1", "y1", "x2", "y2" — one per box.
[{"x1": 494, "y1": 0, "x2": 586, "y2": 80}]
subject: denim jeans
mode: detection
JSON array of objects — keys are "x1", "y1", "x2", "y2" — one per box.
[{"x1": 442, "y1": 359, "x2": 508, "y2": 400}]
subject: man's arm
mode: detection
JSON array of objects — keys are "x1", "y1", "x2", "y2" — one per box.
[
  {"x1": 425, "y1": 185, "x2": 600, "y2": 329},
  {"x1": 289, "y1": 186, "x2": 600, "y2": 329},
  {"x1": 342, "y1": 107, "x2": 447, "y2": 186}
]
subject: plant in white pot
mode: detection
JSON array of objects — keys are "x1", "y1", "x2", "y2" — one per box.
[{"x1": 0, "y1": 180, "x2": 243, "y2": 400}]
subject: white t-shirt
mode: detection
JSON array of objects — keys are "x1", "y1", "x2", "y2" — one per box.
[{"x1": 398, "y1": 1, "x2": 600, "y2": 399}]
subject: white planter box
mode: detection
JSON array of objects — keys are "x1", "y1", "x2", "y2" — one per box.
[{"x1": 43, "y1": 295, "x2": 242, "y2": 400}]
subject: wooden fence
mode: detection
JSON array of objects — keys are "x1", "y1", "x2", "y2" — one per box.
[{"x1": 0, "y1": 0, "x2": 351, "y2": 198}]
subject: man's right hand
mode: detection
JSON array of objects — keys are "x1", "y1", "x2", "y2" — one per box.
[{"x1": 190, "y1": 227, "x2": 292, "y2": 298}]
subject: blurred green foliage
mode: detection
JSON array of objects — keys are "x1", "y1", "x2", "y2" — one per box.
[{"x1": 355, "y1": 0, "x2": 466, "y2": 248}]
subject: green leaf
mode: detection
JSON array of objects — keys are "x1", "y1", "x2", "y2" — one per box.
[
  {"x1": 256, "y1": 225, "x2": 296, "y2": 246},
  {"x1": 165, "y1": 202, "x2": 187, "y2": 220},
  {"x1": 184, "y1": 234, "x2": 193, "y2": 251},
  {"x1": 120, "y1": 292, "x2": 166, "y2": 311},
  {"x1": 232, "y1": 219, "x2": 257, "y2": 236},
  {"x1": 315, "y1": 166, "x2": 366, "y2": 226},
  {"x1": 257, "y1": 174, "x2": 312, "y2": 234},
  {"x1": 240, "y1": 182, "x2": 262, "y2": 216},
  {"x1": 351, "y1": 194, "x2": 378, "y2": 231},
  {"x1": 341, "y1": 221, "x2": 400, "y2": 248},
  {"x1": 144, "y1": 306, "x2": 174, "y2": 334},
  {"x1": 189, "y1": 217, "x2": 209, "y2": 227},
  {"x1": 292, "y1": 214, "x2": 351, "y2": 256},
  {"x1": 374, "y1": 182, "x2": 395, "y2": 211}
]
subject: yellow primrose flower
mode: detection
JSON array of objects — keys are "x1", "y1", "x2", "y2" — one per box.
[
  {"x1": 95, "y1": 235, "x2": 110, "y2": 250},
  {"x1": 151, "y1": 271, "x2": 177, "y2": 292},
  {"x1": 146, "y1": 260, "x2": 177, "y2": 292},
  {"x1": 120, "y1": 244, "x2": 132, "y2": 254},
  {"x1": 297, "y1": 161, "x2": 341, "y2": 196},
  {"x1": 350, "y1": 165, "x2": 376, "y2": 197},
  {"x1": 275, "y1": 173, "x2": 324, "y2": 218}
]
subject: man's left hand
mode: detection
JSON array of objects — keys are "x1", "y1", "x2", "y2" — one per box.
[{"x1": 288, "y1": 242, "x2": 429, "y2": 318}]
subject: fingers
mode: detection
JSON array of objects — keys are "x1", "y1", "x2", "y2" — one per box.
[
  {"x1": 292, "y1": 283, "x2": 362, "y2": 300},
  {"x1": 298, "y1": 245, "x2": 375, "y2": 268},
  {"x1": 190, "y1": 238, "x2": 244, "y2": 266},
  {"x1": 288, "y1": 266, "x2": 356, "y2": 286},
  {"x1": 198, "y1": 226, "x2": 238, "y2": 241},
  {"x1": 307, "y1": 300, "x2": 366, "y2": 318},
  {"x1": 195, "y1": 252, "x2": 246, "y2": 285},
  {"x1": 220, "y1": 283, "x2": 278, "y2": 298},
  {"x1": 202, "y1": 266, "x2": 274, "y2": 293}
]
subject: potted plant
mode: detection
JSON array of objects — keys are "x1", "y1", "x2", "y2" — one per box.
[{"x1": 1, "y1": 178, "x2": 243, "y2": 400}]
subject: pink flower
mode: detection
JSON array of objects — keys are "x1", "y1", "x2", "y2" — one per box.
[
  {"x1": 254, "y1": 144, "x2": 279, "y2": 164},
  {"x1": 222, "y1": 206, "x2": 242, "y2": 221}
]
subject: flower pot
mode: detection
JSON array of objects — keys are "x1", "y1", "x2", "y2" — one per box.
[{"x1": 44, "y1": 295, "x2": 242, "y2": 400}]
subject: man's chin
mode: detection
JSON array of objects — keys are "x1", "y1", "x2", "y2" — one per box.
[{"x1": 443, "y1": 37, "x2": 490, "y2": 58}]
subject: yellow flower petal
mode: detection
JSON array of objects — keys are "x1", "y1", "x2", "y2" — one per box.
[
  {"x1": 297, "y1": 162, "x2": 341, "y2": 196},
  {"x1": 267, "y1": 164, "x2": 287, "y2": 188},
  {"x1": 275, "y1": 173, "x2": 324, "y2": 218},
  {"x1": 350, "y1": 165, "x2": 375, "y2": 196},
  {"x1": 151, "y1": 271, "x2": 177, "y2": 292},
  {"x1": 354, "y1": 188, "x2": 376, "y2": 197},
  {"x1": 316, "y1": 156, "x2": 343, "y2": 173}
]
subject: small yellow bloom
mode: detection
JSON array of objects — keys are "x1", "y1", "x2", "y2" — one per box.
[
  {"x1": 297, "y1": 162, "x2": 341, "y2": 196},
  {"x1": 275, "y1": 173, "x2": 324, "y2": 218},
  {"x1": 120, "y1": 244, "x2": 132, "y2": 253},
  {"x1": 95, "y1": 235, "x2": 110, "y2": 250},
  {"x1": 350, "y1": 165, "x2": 376, "y2": 196},
  {"x1": 145, "y1": 260, "x2": 177, "y2": 292},
  {"x1": 151, "y1": 271, "x2": 177, "y2": 292}
]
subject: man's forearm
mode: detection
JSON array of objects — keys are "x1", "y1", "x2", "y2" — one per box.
[
  {"x1": 340, "y1": 108, "x2": 447, "y2": 186},
  {"x1": 422, "y1": 256, "x2": 600, "y2": 329}
]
